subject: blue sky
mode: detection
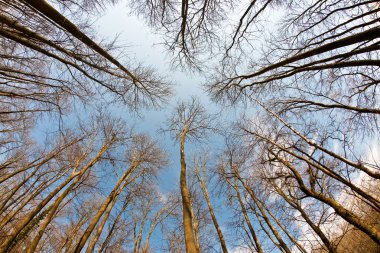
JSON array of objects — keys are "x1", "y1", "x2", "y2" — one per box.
[
  {"x1": 90, "y1": 4, "x2": 244, "y2": 251},
  {"x1": 22, "y1": 1, "x2": 380, "y2": 252},
  {"x1": 91, "y1": 2, "x2": 233, "y2": 193}
]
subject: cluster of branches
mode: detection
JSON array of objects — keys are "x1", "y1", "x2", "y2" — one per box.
[
  {"x1": 204, "y1": 2, "x2": 380, "y2": 250},
  {"x1": 128, "y1": 0, "x2": 234, "y2": 69},
  {"x1": 0, "y1": 4, "x2": 177, "y2": 251},
  {"x1": 1, "y1": 0, "x2": 379, "y2": 252},
  {"x1": 164, "y1": 94, "x2": 379, "y2": 253},
  {"x1": 0, "y1": 113, "x2": 182, "y2": 252},
  {"x1": 147, "y1": 0, "x2": 379, "y2": 251},
  {"x1": 0, "y1": 0, "x2": 171, "y2": 127}
]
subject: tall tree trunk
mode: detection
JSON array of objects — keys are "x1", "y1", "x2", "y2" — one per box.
[
  {"x1": 274, "y1": 185, "x2": 336, "y2": 253},
  {"x1": 190, "y1": 202, "x2": 201, "y2": 253},
  {"x1": 0, "y1": 141, "x2": 111, "y2": 253},
  {"x1": 26, "y1": 173, "x2": 89, "y2": 252},
  {"x1": 88, "y1": 171, "x2": 143, "y2": 253},
  {"x1": 0, "y1": 177, "x2": 70, "y2": 252},
  {"x1": 258, "y1": 198, "x2": 308, "y2": 253},
  {"x1": 274, "y1": 153, "x2": 380, "y2": 244},
  {"x1": 179, "y1": 131, "x2": 198, "y2": 253},
  {"x1": 24, "y1": 0, "x2": 140, "y2": 82},
  {"x1": 0, "y1": 171, "x2": 64, "y2": 230},
  {"x1": 196, "y1": 169, "x2": 228, "y2": 253},
  {"x1": 142, "y1": 205, "x2": 173, "y2": 253},
  {"x1": 133, "y1": 203, "x2": 151, "y2": 253},
  {"x1": 86, "y1": 196, "x2": 119, "y2": 253},
  {"x1": 236, "y1": 173, "x2": 291, "y2": 253},
  {"x1": 74, "y1": 162, "x2": 139, "y2": 253},
  {"x1": 230, "y1": 178, "x2": 264, "y2": 253},
  {"x1": 0, "y1": 173, "x2": 43, "y2": 215},
  {"x1": 0, "y1": 166, "x2": 40, "y2": 212},
  {"x1": 99, "y1": 198, "x2": 130, "y2": 253}
]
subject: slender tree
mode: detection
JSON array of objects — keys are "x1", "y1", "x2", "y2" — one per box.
[{"x1": 165, "y1": 97, "x2": 214, "y2": 252}]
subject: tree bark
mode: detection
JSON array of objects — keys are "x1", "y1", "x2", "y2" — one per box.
[
  {"x1": 227, "y1": 175, "x2": 263, "y2": 253},
  {"x1": 196, "y1": 169, "x2": 228, "y2": 253},
  {"x1": 0, "y1": 141, "x2": 111, "y2": 253},
  {"x1": 73, "y1": 162, "x2": 139, "y2": 253},
  {"x1": 180, "y1": 131, "x2": 198, "y2": 253},
  {"x1": 274, "y1": 153, "x2": 380, "y2": 244}
]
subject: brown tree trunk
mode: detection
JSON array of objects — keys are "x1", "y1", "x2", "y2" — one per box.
[
  {"x1": 223, "y1": 168, "x2": 263, "y2": 253},
  {"x1": 0, "y1": 171, "x2": 64, "y2": 230},
  {"x1": 274, "y1": 185, "x2": 336, "y2": 253},
  {"x1": 0, "y1": 141, "x2": 111, "y2": 253},
  {"x1": 133, "y1": 203, "x2": 151, "y2": 253},
  {"x1": 88, "y1": 169, "x2": 144, "y2": 253},
  {"x1": 259, "y1": 197, "x2": 308, "y2": 253},
  {"x1": 24, "y1": 0, "x2": 140, "y2": 82},
  {"x1": 99, "y1": 198, "x2": 130, "y2": 253},
  {"x1": 0, "y1": 178, "x2": 65, "y2": 251},
  {"x1": 275, "y1": 153, "x2": 380, "y2": 244},
  {"x1": 236, "y1": 173, "x2": 291, "y2": 253},
  {"x1": 231, "y1": 179, "x2": 264, "y2": 253},
  {"x1": 142, "y1": 206, "x2": 172, "y2": 253},
  {"x1": 190, "y1": 201, "x2": 201, "y2": 253},
  {"x1": 180, "y1": 132, "x2": 198, "y2": 253},
  {"x1": 86, "y1": 196, "x2": 119, "y2": 253},
  {"x1": 26, "y1": 174, "x2": 89, "y2": 252},
  {"x1": 74, "y1": 162, "x2": 139, "y2": 253},
  {"x1": 196, "y1": 169, "x2": 228, "y2": 253},
  {"x1": 0, "y1": 166, "x2": 40, "y2": 212}
]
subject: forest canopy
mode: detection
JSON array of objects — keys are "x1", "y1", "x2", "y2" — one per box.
[{"x1": 0, "y1": 0, "x2": 379, "y2": 252}]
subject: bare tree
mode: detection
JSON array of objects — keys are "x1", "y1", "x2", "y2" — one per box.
[
  {"x1": 236, "y1": 109, "x2": 380, "y2": 247},
  {"x1": 128, "y1": 0, "x2": 234, "y2": 69},
  {"x1": 0, "y1": 0, "x2": 172, "y2": 128},
  {"x1": 194, "y1": 156, "x2": 229, "y2": 253},
  {"x1": 164, "y1": 97, "x2": 214, "y2": 252},
  {"x1": 73, "y1": 133, "x2": 167, "y2": 253},
  {"x1": 0, "y1": 115, "x2": 123, "y2": 252}
]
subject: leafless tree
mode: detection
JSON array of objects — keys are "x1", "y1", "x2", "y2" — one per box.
[
  {"x1": 193, "y1": 155, "x2": 229, "y2": 253},
  {"x1": 234, "y1": 108, "x2": 380, "y2": 247},
  {"x1": 2, "y1": 1, "x2": 380, "y2": 252},
  {"x1": 128, "y1": 0, "x2": 234, "y2": 69},
  {"x1": 164, "y1": 96, "x2": 215, "y2": 252},
  {"x1": 0, "y1": 0, "x2": 172, "y2": 126}
]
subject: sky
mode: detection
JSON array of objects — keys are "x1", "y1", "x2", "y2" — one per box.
[
  {"x1": 91, "y1": 3, "x2": 244, "y2": 251},
  {"x1": 91, "y1": 2, "x2": 239, "y2": 193},
  {"x1": 21, "y1": 1, "x2": 380, "y2": 252},
  {"x1": 86, "y1": 4, "x2": 376, "y2": 252}
]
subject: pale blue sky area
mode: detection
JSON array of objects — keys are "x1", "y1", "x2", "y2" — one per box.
[
  {"x1": 92, "y1": 5, "x2": 241, "y2": 251},
  {"x1": 93, "y1": 3, "x2": 226, "y2": 192},
  {"x1": 27, "y1": 2, "x2": 380, "y2": 252}
]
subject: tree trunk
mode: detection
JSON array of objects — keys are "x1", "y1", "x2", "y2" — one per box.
[
  {"x1": 26, "y1": 173, "x2": 88, "y2": 252},
  {"x1": 0, "y1": 166, "x2": 40, "y2": 212},
  {"x1": 275, "y1": 154, "x2": 380, "y2": 244},
  {"x1": 276, "y1": 186, "x2": 336, "y2": 253},
  {"x1": 0, "y1": 171, "x2": 64, "y2": 230},
  {"x1": 99, "y1": 197, "x2": 130, "y2": 253},
  {"x1": 231, "y1": 179, "x2": 264, "y2": 253},
  {"x1": 0, "y1": 141, "x2": 111, "y2": 253},
  {"x1": 74, "y1": 162, "x2": 139, "y2": 253},
  {"x1": 86, "y1": 196, "x2": 119, "y2": 253},
  {"x1": 180, "y1": 132, "x2": 198, "y2": 253},
  {"x1": 189, "y1": 202, "x2": 201, "y2": 253},
  {"x1": 196, "y1": 169, "x2": 228, "y2": 253},
  {"x1": 237, "y1": 174, "x2": 291, "y2": 253}
]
